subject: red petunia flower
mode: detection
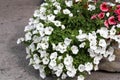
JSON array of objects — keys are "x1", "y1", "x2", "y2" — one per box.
[
  {"x1": 115, "y1": 9, "x2": 120, "y2": 15},
  {"x1": 98, "y1": 12, "x2": 105, "y2": 19},
  {"x1": 100, "y1": 2, "x2": 109, "y2": 12},
  {"x1": 117, "y1": 5, "x2": 120, "y2": 9},
  {"x1": 91, "y1": 14, "x2": 97, "y2": 19},
  {"x1": 108, "y1": 16, "x2": 116, "y2": 25},
  {"x1": 104, "y1": 20, "x2": 109, "y2": 28},
  {"x1": 118, "y1": 15, "x2": 120, "y2": 21}
]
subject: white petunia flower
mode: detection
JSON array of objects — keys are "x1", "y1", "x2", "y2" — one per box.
[
  {"x1": 34, "y1": 10, "x2": 40, "y2": 17},
  {"x1": 88, "y1": 48, "x2": 96, "y2": 58},
  {"x1": 29, "y1": 58, "x2": 34, "y2": 65},
  {"x1": 71, "y1": 45, "x2": 79, "y2": 54},
  {"x1": 28, "y1": 18, "x2": 34, "y2": 25},
  {"x1": 67, "y1": 68, "x2": 77, "y2": 77},
  {"x1": 94, "y1": 65, "x2": 99, "y2": 71},
  {"x1": 49, "y1": 60, "x2": 57, "y2": 68},
  {"x1": 49, "y1": 0, "x2": 56, "y2": 2},
  {"x1": 119, "y1": 43, "x2": 120, "y2": 48},
  {"x1": 50, "y1": 52, "x2": 58, "y2": 60},
  {"x1": 58, "y1": 63, "x2": 64, "y2": 70},
  {"x1": 53, "y1": 20, "x2": 61, "y2": 27},
  {"x1": 64, "y1": 55, "x2": 73, "y2": 65},
  {"x1": 108, "y1": 55, "x2": 116, "y2": 62},
  {"x1": 56, "y1": 43, "x2": 67, "y2": 53},
  {"x1": 90, "y1": 42, "x2": 97, "y2": 50},
  {"x1": 109, "y1": 26, "x2": 116, "y2": 36},
  {"x1": 33, "y1": 36, "x2": 41, "y2": 43},
  {"x1": 39, "y1": 14, "x2": 47, "y2": 21},
  {"x1": 39, "y1": 7, "x2": 46, "y2": 13},
  {"x1": 40, "y1": 41, "x2": 49, "y2": 50},
  {"x1": 85, "y1": 62, "x2": 93, "y2": 72},
  {"x1": 58, "y1": 56, "x2": 63, "y2": 60},
  {"x1": 78, "y1": 64, "x2": 85, "y2": 72},
  {"x1": 25, "y1": 32, "x2": 32, "y2": 41},
  {"x1": 61, "y1": 25, "x2": 65, "y2": 30},
  {"x1": 24, "y1": 25, "x2": 35, "y2": 32},
  {"x1": 116, "y1": 0, "x2": 120, "y2": 3},
  {"x1": 47, "y1": 14, "x2": 55, "y2": 22},
  {"x1": 38, "y1": 50, "x2": 48, "y2": 58},
  {"x1": 106, "y1": 47, "x2": 114, "y2": 55},
  {"x1": 17, "y1": 37, "x2": 24, "y2": 44},
  {"x1": 53, "y1": 2, "x2": 60, "y2": 7},
  {"x1": 97, "y1": 27, "x2": 109, "y2": 38},
  {"x1": 88, "y1": 5, "x2": 96, "y2": 11},
  {"x1": 79, "y1": 42, "x2": 86, "y2": 48},
  {"x1": 34, "y1": 18, "x2": 40, "y2": 24},
  {"x1": 79, "y1": 29, "x2": 83, "y2": 34},
  {"x1": 107, "y1": 2, "x2": 115, "y2": 6},
  {"x1": 61, "y1": 73, "x2": 67, "y2": 79},
  {"x1": 45, "y1": 26, "x2": 53, "y2": 35},
  {"x1": 32, "y1": 30, "x2": 38, "y2": 34},
  {"x1": 106, "y1": 12, "x2": 110, "y2": 17},
  {"x1": 116, "y1": 24, "x2": 120, "y2": 28},
  {"x1": 88, "y1": 32, "x2": 97, "y2": 42},
  {"x1": 63, "y1": 9, "x2": 71, "y2": 14},
  {"x1": 113, "y1": 35, "x2": 120, "y2": 43},
  {"x1": 36, "y1": 23, "x2": 44, "y2": 30},
  {"x1": 39, "y1": 71, "x2": 46, "y2": 79},
  {"x1": 77, "y1": 75, "x2": 85, "y2": 80},
  {"x1": 42, "y1": 57, "x2": 49, "y2": 65},
  {"x1": 35, "y1": 59, "x2": 41, "y2": 64},
  {"x1": 75, "y1": 0, "x2": 81, "y2": 2},
  {"x1": 39, "y1": 29, "x2": 45, "y2": 37},
  {"x1": 29, "y1": 43, "x2": 35, "y2": 52},
  {"x1": 69, "y1": 13, "x2": 73, "y2": 17},
  {"x1": 64, "y1": 38, "x2": 72, "y2": 46},
  {"x1": 56, "y1": 6, "x2": 61, "y2": 11},
  {"x1": 65, "y1": 0, "x2": 73, "y2": 7},
  {"x1": 33, "y1": 64, "x2": 40, "y2": 69},
  {"x1": 99, "y1": 39, "x2": 106, "y2": 48},
  {"x1": 52, "y1": 43, "x2": 56, "y2": 50},
  {"x1": 94, "y1": 54, "x2": 103, "y2": 60},
  {"x1": 55, "y1": 69, "x2": 63, "y2": 77},
  {"x1": 93, "y1": 58, "x2": 100, "y2": 65},
  {"x1": 76, "y1": 34, "x2": 87, "y2": 41},
  {"x1": 39, "y1": 65, "x2": 46, "y2": 79},
  {"x1": 54, "y1": 10, "x2": 59, "y2": 14}
]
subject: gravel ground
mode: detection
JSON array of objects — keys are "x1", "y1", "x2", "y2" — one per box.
[{"x1": 0, "y1": 0, "x2": 120, "y2": 80}]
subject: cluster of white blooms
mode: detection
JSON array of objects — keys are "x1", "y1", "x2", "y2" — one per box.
[
  {"x1": 76, "y1": 26, "x2": 118, "y2": 71},
  {"x1": 78, "y1": 62, "x2": 93, "y2": 74},
  {"x1": 17, "y1": 0, "x2": 119, "y2": 80},
  {"x1": 52, "y1": 38, "x2": 72, "y2": 53}
]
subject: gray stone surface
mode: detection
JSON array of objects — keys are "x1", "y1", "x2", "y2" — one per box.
[
  {"x1": 0, "y1": 0, "x2": 120, "y2": 80},
  {"x1": 99, "y1": 48, "x2": 120, "y2": 72}
]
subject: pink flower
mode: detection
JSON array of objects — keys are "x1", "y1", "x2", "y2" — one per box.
[
  {"x1": 118, "y1": 15, "x2": 120, "y2": 21},
  {"x1": 108, "y1": 16, "x2": 116, "y2": 25},
  {"x1": 91, "y1": 14, "x2": 97, "y2": 19},
  {"x1": 98, "y1": 12, "x2": 105, "y2": 19},
  {"x1": 115, "y1": 9, "x2": 120, "y2": 15},
  {"x1": 104, "y1": 20, "x2": 109, "y2": 28},
  {"x1": 117, "y1": 5, "x2": 120, "y2": 9},
  {"x1": 100, "y1": 2, "x2": 109, "y2": 12}
]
